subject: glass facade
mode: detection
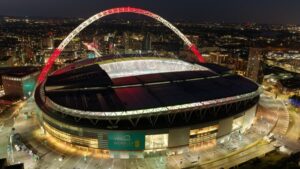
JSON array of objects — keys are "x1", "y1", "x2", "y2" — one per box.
[
  {"x1": 145, "y1": 134, "x2": 168, "y2": 150},
  {"x1": 22, "y1": 78, "x2": 36, "y2": 97},
  {"x1": 189, "y1": 125, "x2": 218, "y2": 146},
  {"x1": 44, "y1": 122, "x2": 99, "y2": 148}
]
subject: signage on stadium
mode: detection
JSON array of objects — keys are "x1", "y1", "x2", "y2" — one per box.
[{"x1": 108, "y1": 132, "x2": 145, "y2": 150}]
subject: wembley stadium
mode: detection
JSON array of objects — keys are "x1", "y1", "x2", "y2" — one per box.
[
  {"x1": 35, "y1": 53, "x2": 260, "y2": 155},
  {"x1": 34, "y1": 7, "x2": 261, "y2": 157}
]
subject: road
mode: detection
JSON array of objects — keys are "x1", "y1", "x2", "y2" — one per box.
[{"x1": 0, "y1": 92, "x2": 294, "y2": 169}]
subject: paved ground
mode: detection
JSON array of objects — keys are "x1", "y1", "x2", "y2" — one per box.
[{"x1": 0, "y1": 92, "x2": 294, "y2": 169}]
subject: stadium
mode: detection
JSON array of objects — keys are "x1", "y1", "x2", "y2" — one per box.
[{"x1": 34, "y1": 7, "x2": 261, "y2": 157}]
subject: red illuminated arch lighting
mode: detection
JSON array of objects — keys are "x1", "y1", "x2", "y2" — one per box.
[{"x1": 37, "y1": 7, "x2": 205, "y2": 84}]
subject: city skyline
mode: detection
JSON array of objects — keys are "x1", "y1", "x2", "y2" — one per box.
[
  {"x1": 1, "y1": 0, "x2": 300, "y2": 24},
  {"x1": 1, "y1": 3, "x2": 300, "y2": 169}
]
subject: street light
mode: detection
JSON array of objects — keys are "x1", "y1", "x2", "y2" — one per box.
[
  {"x1": 9, "y1": 128, "x2": 15, "y2": 163},
  {"x1": 84, "y1": 154, "x2": 87, "y2": 163}
]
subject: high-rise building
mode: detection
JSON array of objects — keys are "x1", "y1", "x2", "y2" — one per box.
[
  {"x1": 123, "y1": 32, "x2": 130, "y2": 53},
  {"x1": 246, "y1": 48, "x2": 264, "y2": 83},
  {"x1": 41, "y1": 37, "x2": 54, "y2": 49},
  {"x1": 142, "y1": 33, "x2": 151, "y2": 51},
  {"x1": 208, "y1": 52, "x2": 228, "y2": 65}
]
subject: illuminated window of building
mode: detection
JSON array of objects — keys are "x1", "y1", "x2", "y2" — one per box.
[
  {"x1": 145, "y1": 134, "x2": 168, "y2": 150},
  {"x1": 44, "y1": 122, "x2": 98, "y2": 148},
  {"x1": 232, "y1": 116, "x2": 244, "y2": 130},
  {"x1": 189, "y1": 125, "x2": 218, "y2": 145}
]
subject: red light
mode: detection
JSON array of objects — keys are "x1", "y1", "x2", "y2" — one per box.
[
  {"x1": 189, "y1": 44, "x2": 205, "y2": 63},
  {"x1": 37, "y1": 7, "x2": 206, "y2": 85},
  {"x1": 37, "y1": 48, "x2": 61, "y2": 84}
]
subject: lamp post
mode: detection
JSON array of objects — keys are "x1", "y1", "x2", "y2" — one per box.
[{"x1": 9, "y1": 128, "x2": 15, "y2": 163}]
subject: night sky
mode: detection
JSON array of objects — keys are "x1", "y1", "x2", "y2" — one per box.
[{"x1": 0, "y1": 0, "x2": 300, "y2": 24}]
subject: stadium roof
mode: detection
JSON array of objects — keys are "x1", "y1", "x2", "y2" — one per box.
[
  {"x1": 45, "y1": 63, "x2": 258, "y2": 112},
  {"x1": 198, "y1": 63, "x2": 231, "y2": 74}
]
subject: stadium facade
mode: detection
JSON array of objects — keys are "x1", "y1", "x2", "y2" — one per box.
[
  {"x1": 35, "y1": 54, "x2": 260, "y2": 157},
  {"x1": 34, "y1": 7, "x2": 261, "y2": 158}
]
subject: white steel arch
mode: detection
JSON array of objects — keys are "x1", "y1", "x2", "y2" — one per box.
[
  {"x1": 58, "y1": 7, "x2": 192, "y2": 50},
  {"x1": 38, "y1": 7, "x2": 205, "y2": 83}
]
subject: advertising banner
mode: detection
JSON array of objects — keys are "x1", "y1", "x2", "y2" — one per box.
[{"x1": 108, "y1": 132, "x2": 145, "y2": 151}]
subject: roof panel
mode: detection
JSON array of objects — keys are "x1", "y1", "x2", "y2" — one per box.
[
  {"x1": 46, "y1": 63, "x2": 259, "y2": 112},
  {"x1": 114, "y1": 87, "x2": 160, "y2": 110}
]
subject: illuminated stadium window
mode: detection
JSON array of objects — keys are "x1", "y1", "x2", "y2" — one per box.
[
  {"x1": 44, "y1": 122, "x2": 98, "y2": 148},
  {"x1": 232, "y1": 116, "x2": 244, "y2": 131},
  {"x1": 145, "y1": 134, "x2": 168, "y2": 150},
  {"x1": 189, "y1": 125, "x2": 218, "y2": 145},
  {"x1": 43, "y1": 114, "x2": 82, "y2": 132}
]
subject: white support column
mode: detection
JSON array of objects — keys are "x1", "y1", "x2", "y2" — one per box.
[
  {"x1": 242, "y1": 104, "x2": 257, "y2": 132},
  {"x1": 168, "y1": 127, "x2": 190, "y2": 148},
  {"x1": 217, "y1": 117, "x2": 233, "y2": 138}
]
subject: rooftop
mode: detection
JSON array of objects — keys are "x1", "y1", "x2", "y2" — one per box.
[
  {"x1": 0, "y1": 66, "x2": 39, "y2": 78},
  {"x1": 45, "y1": 60, "x2": 258, "y2": 112}
]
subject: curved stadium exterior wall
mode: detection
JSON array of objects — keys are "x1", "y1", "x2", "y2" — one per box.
[{"x1": 35, "y1": 55, "x2": 260, "y2": 155}]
